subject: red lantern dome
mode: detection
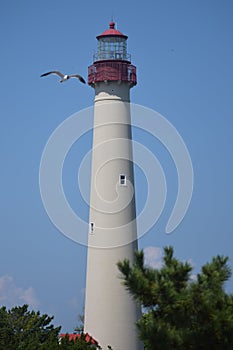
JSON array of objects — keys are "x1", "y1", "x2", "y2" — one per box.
[{"x1": 96, "y1": 21, "x2": 128, "y2": 39}]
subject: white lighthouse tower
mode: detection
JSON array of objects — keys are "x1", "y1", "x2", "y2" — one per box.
[{"x1": 84, "y1": 22, "x2": 142, "y2": 350}]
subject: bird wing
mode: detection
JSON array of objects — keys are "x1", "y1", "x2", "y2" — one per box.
[
  {"x1": 69, "y1": 74, "x2": 86, "y2": 84},
  {"x1": 40, "y1": 71, "x2": 65, "y2": 78}
]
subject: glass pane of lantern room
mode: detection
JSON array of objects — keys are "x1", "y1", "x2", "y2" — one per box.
[
  {"x1": 98, "y1": 38, "x2": 109, "y2": 59},
  {"x1": 98, "y1": 40, "x2": 105, "y2": 60},
  {"x1": 117, "y1": 38, "x2": 127, "y2": 59},
  {"x1": 97, "y1": 37, "x2": 127, "y2": 60}
]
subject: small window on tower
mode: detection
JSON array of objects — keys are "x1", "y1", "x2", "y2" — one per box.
[
  {"x1": 90, "y1": 222, "x2": 94, "y2": 234},
  {"x1": 119, "y1": 174, "x2": 126, "y2": 186}
]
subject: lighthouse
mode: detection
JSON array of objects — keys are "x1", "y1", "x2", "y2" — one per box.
[{"x1": 84, "y1": 22, "x2": 142, "y2": 350}]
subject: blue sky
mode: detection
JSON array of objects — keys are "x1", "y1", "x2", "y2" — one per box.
[{"x1": 1, "y1": 0, "x2": 233, "y2": 332}]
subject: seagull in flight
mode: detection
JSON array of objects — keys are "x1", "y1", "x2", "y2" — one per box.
[{"x1": 40, "y1": 71, "x2": 86, "y2": 84}]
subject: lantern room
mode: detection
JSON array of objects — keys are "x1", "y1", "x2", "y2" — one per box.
[
  {"x1": 88, "y1": 22, "x2": 137, "y2": 87},
  {"x1": 95, "y1": 21, "x2": 129, "y2": 61}
]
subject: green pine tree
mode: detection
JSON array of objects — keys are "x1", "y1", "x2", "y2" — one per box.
[
  {"x1": 0, "y1": 304, "x2": 60, "y2": 349},
  {"x1": 118, "y1": 246, "x2": 233, "y2": 350}
]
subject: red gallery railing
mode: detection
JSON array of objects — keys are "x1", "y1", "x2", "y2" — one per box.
[{"x1": 88, "y1": 60, "x2": 137, "y2": 86}]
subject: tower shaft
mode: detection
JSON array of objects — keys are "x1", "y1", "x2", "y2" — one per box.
[{"x1": 84, "y1": 22, "x2": 143, "y2": 350}]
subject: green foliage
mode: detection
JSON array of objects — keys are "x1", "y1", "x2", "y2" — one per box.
[
  {"x1": 0, "y1": 305, "x2": 111, "y2": 349},
  {"x1": 74, "y1": 312, "x2": 85, "y2": 334},
  {"x1": 0, "y1": 304, "x2": 60, "y2": 349},
  {"x1": 118, "y1": 246, "x2": 233, "y2": 350}
]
